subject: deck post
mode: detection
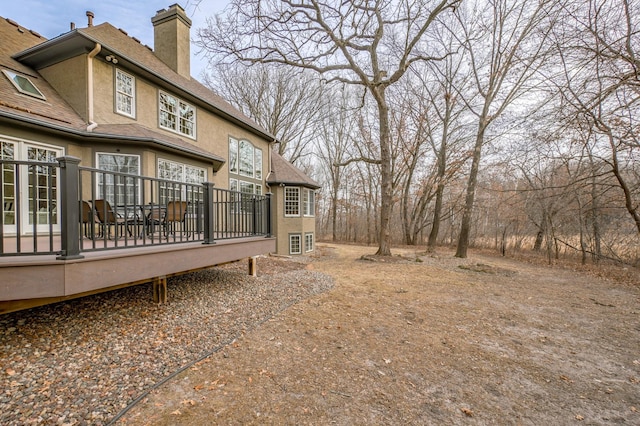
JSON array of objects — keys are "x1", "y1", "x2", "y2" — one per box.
[
  {"x1": 265, "y1": 193, "x2": 272, "y2": 238},
  {"x1": 153, "y1": 276, "x2": 167, "y2": 304},
  {"x1": 56, "y1": 156, "x2": 84, "y2": 260},
  {"x1": 202, "y1": 182, "x2": 216, "y2": 244},
  {"x1": 252, "y1": 196, "x2": 258, "y2": 235},
  {"x1": 248, "y1": 256, "x2": 257, "y2": 277}
]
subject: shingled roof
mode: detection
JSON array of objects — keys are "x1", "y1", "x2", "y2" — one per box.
[
  {"x1": 1, "y1": 13, "x2": 274, "y2": 169},
  {"x1": 267, "y1": 151, "x2": 321, "y2": 189},
  {"x1": 13, "y1": 21, "x2": 274, "y2": 142},
  {"x1": 0, "y1": 17, "x2": 88, "y2": 131}
]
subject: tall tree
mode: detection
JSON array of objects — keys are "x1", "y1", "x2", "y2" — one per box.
[
  {"x1": 555, "y1": 0, "x2": 640, "y2": 235},
  {"x1": 315, "y1": 84, "x2": 357, "y2": 241},
  {"x1": 197, "y1": 0, "x2": 459, "y2": 256},
  {"x1": 452, "y1": 0, "x2": 559, "y2": 258}
]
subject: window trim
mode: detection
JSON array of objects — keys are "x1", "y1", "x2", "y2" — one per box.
[
  {"x1": 115, "y1": 68, "x2": 136, "y2": 118},
  {"x1": 95, "y1": 152, "x2": 141, "y2": 206},
  {"x1": 229, "y1": 137, "x2": 262, "y2": 180},
  {"x1": 305, "y1": 232, "x2": 314, "y2": 253},
  {"x1": 158, "y1": 90, "x2": 196, "y2": 139},
  {"x1": 289, "y1": 234, "x2": 302, "y2": 255},
  {"x1": 284, "y1": 186, "x2": 300, "y2": 217},
  {"x1": 303, "y1": 188, "x2": 315, "y2": 217},
  {"x1": 2, "y1": 69, "x2": 46, "y2": 100}
]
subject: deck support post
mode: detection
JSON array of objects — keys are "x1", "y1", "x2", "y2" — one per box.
[
  {"x1": 153, "y1": 276, "x2": 167, "y2": 304},
  {"x1": 248, "y1": 256, "x2": 257, "y2": 277}
]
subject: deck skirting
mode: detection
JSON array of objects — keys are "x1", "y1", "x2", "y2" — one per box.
[{"x1": 0, "y1": 237, "x2": 275, "y2": 313}]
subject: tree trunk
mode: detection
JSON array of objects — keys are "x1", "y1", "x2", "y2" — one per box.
[
  {"x1": 375, "y1": 91, "x2": 393, "y2": 256},
  {"x1": 331, "y1": 182, "x2": 338, "y2": 242},
  {"x1": 427, "y1": 107, "x2": 450, "y2": 250},
  {"x1": 428, "y1": 184, "x2": 444, "y2": 250},
  {"x1": 589, "y1": 159, "x2": 601, "y2": 264},
  {"x1": 455, "y1": 122, "x2": 486, "y2": 258}
]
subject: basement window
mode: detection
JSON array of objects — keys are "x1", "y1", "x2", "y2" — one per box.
[{"x1": 2, "y1": 70, "x2": 46, "y2": 100}]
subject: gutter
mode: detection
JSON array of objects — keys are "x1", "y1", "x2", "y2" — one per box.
[{"x1": 86, "y1": 42, "x2": 101, "y2": 131}]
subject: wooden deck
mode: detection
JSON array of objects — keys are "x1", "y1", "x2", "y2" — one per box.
[{"x1": 0, "y1": 235, "x2": 275, "y2": 314}]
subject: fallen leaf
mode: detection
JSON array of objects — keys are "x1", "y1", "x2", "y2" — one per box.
[
  {"x1": 630, "y1": 406, "x2": 637, "y2": 412},
  {"x1": 461, "y1": 407, "x2": 474, "y2": 417},
  {"x1": 171, "y1": 409, "x2": 182, "y2": 415},
  {"x1": 5, "y1": 369, "x2": 16, "y2": 376},
  {"x1": 576, "y1": 414, "x2": 584, "y2": 421},
  {"x1": 194, "y1": 384, "x2": 204, "y2": 391},
  {"x1": 181, "y1": 399, "x2": 196, "y2": 406}
]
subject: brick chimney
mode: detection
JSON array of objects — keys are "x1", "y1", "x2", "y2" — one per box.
[{"x1": 151, "y1": 4, "x2": 191, "y2": 79}]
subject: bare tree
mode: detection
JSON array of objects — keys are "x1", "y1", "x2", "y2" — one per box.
[
  {"x1": 452, "y1": 0, "x2": 559, "y2": 258},
  {"x1": 197, "y1": 0, "x2": 459, "y2": 256},
  {"x1": 315, "y1": 84, "x2": 358, "y2": 241},
  {"x1": 203, "y1": 64, "x2": 326, "y2": 164},
  {"x1": 416, "y1": 34, "x2": 471, "y2": 250},
  {"x1": 555, "y1": 0, "x2": 640, "y2": 236}
]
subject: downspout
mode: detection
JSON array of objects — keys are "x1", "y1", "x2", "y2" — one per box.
[
  {"x1": 264, "y1": 139, "x2": 276, "y2": 192},
  {"x1": 86, "y1": 43, "x2": 101, "y2": 132}
]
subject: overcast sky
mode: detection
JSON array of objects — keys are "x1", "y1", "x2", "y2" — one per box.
[{"x1": 1, "y1": 0, "x2": 228, "y2": 79}]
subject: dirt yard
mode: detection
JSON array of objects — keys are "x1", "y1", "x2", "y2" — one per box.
[{"x1": 117, "y1": 243, "x2": 640, "y2": 425}]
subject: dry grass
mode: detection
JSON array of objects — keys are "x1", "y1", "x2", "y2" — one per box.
[{"x1": 118, "y1": 243, "x2": 640, "y2": 425}]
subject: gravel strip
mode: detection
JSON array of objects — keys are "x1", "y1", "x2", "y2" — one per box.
[{"x1": 0, "y1": 256, "x2": 333, "y2": 425}]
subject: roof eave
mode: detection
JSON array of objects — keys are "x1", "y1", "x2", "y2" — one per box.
[
  {"x1": 0, "y1": 110, "x2": 226, "y2": 170},
  {"x1": 13, "y1": 30, "x2": 275, "y2": 143},
  {"x1": 267, "y1": 179, "x2": 321, "y2": 190}
]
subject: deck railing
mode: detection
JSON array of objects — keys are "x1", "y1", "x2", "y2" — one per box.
[{"x1": 1, "y1": 156, "x2": 272, "y2": 258}]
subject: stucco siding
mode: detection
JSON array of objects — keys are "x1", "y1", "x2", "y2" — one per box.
[{"x1": 39, "y1": 55, "x2": 88, "y2": 122}]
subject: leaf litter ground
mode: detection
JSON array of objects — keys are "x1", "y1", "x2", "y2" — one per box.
[{"x1": 118, "y1": 243, "x2": 640, "y2": 425}]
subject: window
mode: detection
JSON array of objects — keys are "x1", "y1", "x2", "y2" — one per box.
[
  {"x1": 229, "y1": 138, "x2": 238, "y2": 174},
  {"x1": 289, "y1": 234, "x2": 302, "y2": 255},
  {"x1": 303, "y1": 188, "x2": 315, "y2": 217},
  {"x1": 285, "y1": 187, "x2": 300, "y2": 216},
  {"x1": 229, "y1": 137, "x2": 262, "y2": 179},
  {"x1": 229, "y1": 137, "x2": 263, "y2": 197},
  {"x1": 115, "y1": 69, "x2": 135, "y2": 117},
  {"x1": 158, "y1": 158, "x2": 206, "y2": 204},
  {"x1": 159, "y1": 91, "x2": 195, "y2": 137},
  {"x1": 255, "y1": 148, "x2": 263, "y2": 179},
  {"x1": 305, "y1": 233, "x2": 314, "y2": 252},
  {"x1": 3, "y1": 70, "x2": 45, "y2": 100},
  {"x1": 96, "y1": 153, "x2": 140, "y2": 206}
]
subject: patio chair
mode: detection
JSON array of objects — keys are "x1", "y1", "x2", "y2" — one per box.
[
  {"x1": 93, "y1": 199, "x2": 132, "y2": 239},
  {"x1": 81, "y1": 200, "x2": 95, "y2": 239},
  {"x1": 164, "y1": 201, "x2": 188, "y2": 236},
  {"x1": 143, "y1": 203, "x2": 165, "y2": 236}
]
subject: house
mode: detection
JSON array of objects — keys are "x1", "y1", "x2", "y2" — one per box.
[
  {"x1": 267, "y1": 151, "x2": 320, "y2": 256},
  {"x1": 0, "y1": 5, "x2": 276, "y2": 313}
]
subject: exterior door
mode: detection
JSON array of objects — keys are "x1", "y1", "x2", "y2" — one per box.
[
  {"x1": 1, "y1": 139, "x2": 63, "y2": 235},
  {"x1": 25, "y1": 145, "x2": 61, "y2": 234}
]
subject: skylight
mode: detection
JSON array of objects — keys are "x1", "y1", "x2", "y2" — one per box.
[{"x1": 2, "y1": 70, "x2": 46, "y2": 100}]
